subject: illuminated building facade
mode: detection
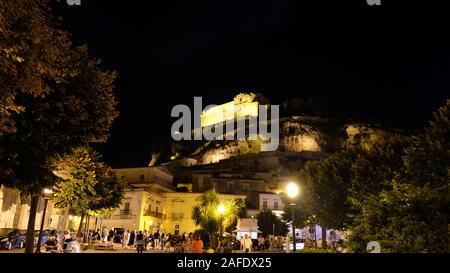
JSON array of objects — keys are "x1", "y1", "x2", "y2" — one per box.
[{"x1": 200, "y1": 93, "x2": 263, "y2": 128}]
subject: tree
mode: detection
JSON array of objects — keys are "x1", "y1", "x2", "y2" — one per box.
[
  {"x1": 257, "y1": 209, "x2": 289, "y2": 237},
  {"x1": 51, "y1": 147, "x2": 98, "y2": 218},
  {"x1": 299, "y1": 150, "x2": 355, "y2": 248},
  {"x1": 0, "y1": 0, "x2": 74, "y2": 136},
  {"x1": 192, "y1": 189, "x2": 246, "y2": 248},
  {"x1": 51, "y1": 147, "x2": 125, "y2": 239},
  {"x1": 347, "y1": 100, "x2": 449, "y2": 252},
  {"x1": 346, "y1": 135, "x2": 410, "y2": 252},
  {"x1": 0, "y1": 23, "x2": 118, "y2": 253},
  {"x1": 224, "y1": 197, "x2": 247, "y2": 234}
]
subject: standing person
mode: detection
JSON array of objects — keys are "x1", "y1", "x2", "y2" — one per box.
[
  {"x1": 129, "y1": 230, "x2": 135, "y2": 248},
  {"x1": 160, "y1": 232, "x2": 165, "y2": 250},
  {"x1": 258, "y1": 234, "x2": 266, "y2": 251},
  {"x1": 242, "y1": 234, "x2": 253, "y2": 253},
  {"x1": 184, "y1": 233, "x2": 193, "y2": 253},
  {"x1": 192, "y1": 234, "x2": 203, "y2": 253},
  {"x1": 108, "y1": 229, "x2": 114, "y2": 242},
  {"x1": 153, "y1": 230, "x2": 160, "y2": 250},
  {"x1": 216, "y1": 239, "x2": 225, "y2": 253},
  {"x1": 239, "y1": 236, "x2": 244, "y2": 251},
  {"x1": 143, "y1": 230, "x2": 149, "y2": 251},
  {"x1": 102, "y1": 228, "x2": 108, "y2": 243},
  {"x1": 122, "y1": 230, "x2": 129, "y2": 249},
  {"x1": 136, "y1": 231, "x2": 144, "y2": 253},
  {"x1": 92, "y1": 229, "x2": 101, "y2": 241}
]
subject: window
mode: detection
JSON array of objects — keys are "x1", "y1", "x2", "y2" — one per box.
[
  {"x1": 123, "y1": 202, "x2": 130, "y2": 215},
  {"x1": 140, "y1": 174, "x2": 145, "y2": 182},
  {"x1": 227, "y1": 182, "x2": 234, "y2": 193},
  {"x1": 262, "y1": 200, "x2": 268, "y2": 209},
  {"x1": 197, "y1": 179, "x2": 204, "y2": 190},
  {"x1": 274, "y1": 201, "x2": 278, "y2": 209}
]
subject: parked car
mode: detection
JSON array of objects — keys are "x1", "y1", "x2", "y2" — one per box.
[
  {"x1": 0, "y1": 229, "x2": 26, "y2": 250},
  {"x1": 34, "y1": 229, "x2": 61, "y2": 246}
]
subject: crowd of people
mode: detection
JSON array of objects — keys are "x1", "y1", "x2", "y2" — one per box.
[
  {"x1": 42, "y1": 228, "x2": 346, "y2": 253},
  {"x1": 87, "y1": 228, "x2": 198, "y2": 253},
  {"x1": 43, "y1": 231, "x2": 81, "y2": 253}
]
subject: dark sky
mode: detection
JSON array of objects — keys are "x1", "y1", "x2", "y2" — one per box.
[{"x1": 51, "y1": 0, "x2": 449, "y2": 167}]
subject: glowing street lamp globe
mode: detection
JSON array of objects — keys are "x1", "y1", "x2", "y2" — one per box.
[
  {"x1": 285, "y1": 182, "x2": 300, "y2": 253},
  {"x1": 218, "y1": 204, "x2": 225, "y2": 215},
  {"x1": 43, "y1": 188, "x2": 53, "y2": 196},
  {"x1": 286, "y1": 182, "x2": 299, "y2": 199}
]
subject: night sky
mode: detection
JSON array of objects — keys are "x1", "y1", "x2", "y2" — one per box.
[{"x1": 50, "y1": 1, "x2": 449, "y2": 167}]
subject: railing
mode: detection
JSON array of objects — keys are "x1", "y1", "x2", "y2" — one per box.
[
  {"x1": 143, "y1": 210, "x2": 166, "y2": 219},
  {"x1": 104, "y1": 210, "x2": 136, "y2": 220}
]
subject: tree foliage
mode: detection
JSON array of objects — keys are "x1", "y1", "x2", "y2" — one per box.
[
  {"x1": 299, "y1": 150, "x2": 356, "y2": 230},
  {"x1": 299, "y1": 100, "x2": 449, "y2": 253},
  {"x1": 257, "y1": 209, "x2": 289, "y2": 236},
  {"x1": 348, "y1": 100, "x2": 450, "y2": 253},
  {"x1": 192, "y1": 189, "x2": 246, "y2": 247},
  {"x1": 51, "y1": 146, "x2": 125, "y2": 216},
  {"x1": 0, "y1": 0, "x2": 118, "y2": 252},
  {"x1": 0, "y1": 0, "x2": 74, "y2": 136}
]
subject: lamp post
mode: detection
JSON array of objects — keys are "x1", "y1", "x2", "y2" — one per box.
[
  {"x1": 35, "y1": 188, "x2": 53, "y2": 253},
  {"x1": 218, "y1": 204, "x2": 225, "y2": 240},
  {"x1": 286, "y1": 182, "x2": 299, "y2": 253},
  {"x1": 68, "y1": 215, "x2": 74, "y2": 231}
]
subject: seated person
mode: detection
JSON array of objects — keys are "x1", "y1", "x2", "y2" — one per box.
[
  {"x1": 66, "y1": 237, "x2": 81, "y2": 253},
  {"x1": 45, "y1": 236, "x2": 60, "y2": 253}
]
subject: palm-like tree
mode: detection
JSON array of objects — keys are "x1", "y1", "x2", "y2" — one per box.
[{"x1": 192, "y1": 189, "x2": 246, "y2": 248}]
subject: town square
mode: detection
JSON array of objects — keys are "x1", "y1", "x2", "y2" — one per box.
[{"x1": 0, "y1": 0, "x2": 448, "y2": 261}]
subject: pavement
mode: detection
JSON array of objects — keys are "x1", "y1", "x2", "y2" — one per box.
[
  {"x1": 0, "y1": 243, "x2": 171, "y2": 253},
  {"x1": 0, "y1": 243, "x2": 265, "y2": 253}
]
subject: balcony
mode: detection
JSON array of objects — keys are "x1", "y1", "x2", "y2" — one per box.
[
  {"x1": 104, "y1": 209, "x2": 136, "y2": 220},
  {"x1": 143, "y1": 210, "x2": 166, "y2": 219}
]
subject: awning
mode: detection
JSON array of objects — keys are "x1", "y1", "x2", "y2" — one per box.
[{"x1": 232, "y1": 228, "x2": 261, "y2": 233}]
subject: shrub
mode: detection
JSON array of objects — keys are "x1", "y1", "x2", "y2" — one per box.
[{"x1": 296, "y1": 248, "x2": 331, "y2": 253}]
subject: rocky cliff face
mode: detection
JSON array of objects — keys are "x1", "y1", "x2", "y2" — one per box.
[
  {"x1": 196, "y1": 116, "x2": 346, "y2": 164},
  {"x1": 153, "y1": 115, "x2": 395, "y2": 166}
]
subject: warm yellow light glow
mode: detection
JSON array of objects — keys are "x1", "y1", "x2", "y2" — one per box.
[
  {"x1": 286, "y1": 182, "x2": 299, "y2": 198},
  {"x1": 43, "y1": 188, "x2": 53, "y2": 195},
  {"x1": 201, "y1": 93, "x2": 259, "y2": 127},
  {"x1": 68, "y1": 215, "x2": 73, "y2": 220},
  {"x1": 218, "y1": 204, "x2": 225, "y2": 215},
  {"x1": 148, "y1": 220, "x2": 153, "y2": 226}
]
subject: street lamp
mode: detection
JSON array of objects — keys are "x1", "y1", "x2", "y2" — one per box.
[
  {"x1": 286, "y1": 182, "x2": 299, "y2": 253},
  {"x1": 218, "y1": 204, "x2": 225, "y2": 240},
  {"x1": 68, "y1": 215, "x2": 74, "y2": 230},
  {"x1": 35, "y1": 188, "x2": 53, "y2": 253}
]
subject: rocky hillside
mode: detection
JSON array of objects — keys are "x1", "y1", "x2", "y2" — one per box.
[{"x1": 149, "y1": 114, "x2": 400, "y2": 166}]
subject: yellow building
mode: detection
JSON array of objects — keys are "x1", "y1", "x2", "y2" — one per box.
[
  {"x1": 100, "y1": 167, "x2": 246, "y2": 234},
  {"x1": 0, "y1": 166, "x2": 246, "y2": 235},
  {"x1": 201, "y1": 93, "x2": 261, "y2": 128}
]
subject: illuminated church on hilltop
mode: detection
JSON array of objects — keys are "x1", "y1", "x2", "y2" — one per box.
[{"x1": 200, "y1": 92, "x2": 270, "y2": 127}]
